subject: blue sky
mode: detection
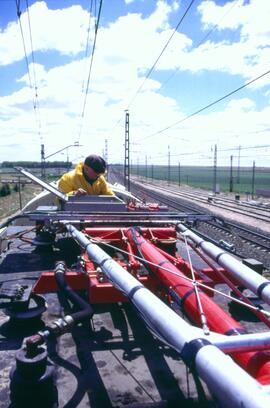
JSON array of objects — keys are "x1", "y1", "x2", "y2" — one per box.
[{"x1": 0, "y1": 0, "x2": 270, "y2": 166}]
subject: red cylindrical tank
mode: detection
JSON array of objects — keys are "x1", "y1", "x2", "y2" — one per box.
[{"x1": 126, "y1": 228, "x2": 270, "y2": 385}]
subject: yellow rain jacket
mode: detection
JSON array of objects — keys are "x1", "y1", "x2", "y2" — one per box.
[{"x1": 58, "y1": 161, "x2": 114, "y2": 196}]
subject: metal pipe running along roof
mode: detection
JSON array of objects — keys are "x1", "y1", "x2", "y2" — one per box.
[
  {"x1": 66, "y1": 223, "x2": 270, "y2": 408},
  {"x1": 177, "y1": 223, "x2": 270, "y2": 307}
]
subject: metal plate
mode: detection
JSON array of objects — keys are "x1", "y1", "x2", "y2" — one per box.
[{"x1": 14, "y1": 167, "x2": 68, "y2": 202}]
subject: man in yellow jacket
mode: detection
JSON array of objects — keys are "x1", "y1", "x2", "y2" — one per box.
[{"x1": 58, "y1": 154, "x2": 114, "y2": 196}]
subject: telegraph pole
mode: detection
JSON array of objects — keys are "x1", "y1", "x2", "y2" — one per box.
[
  {"x1": 104, "y1": 139, "x2": 108, "y2": 162},
  {"x1": 41, "y1": 143, "x2": 45, "y2": 179},
  {"x1": 104, "y1": 138, "x2": 109, "y2": 176},
  {"x1": 213, "y1": 144, "x2": 217, "y2": 193},
  {"x1": 252, "y1": 160, "x2": 255, "y2": 199},
  {"x1": 124, "y1": 110, "x2": 130, "y2": 191},
  {"x1": 237, "y1": 145, "x2": 241, "y2": 184},
  {"x1": 229, "y1": 155, "x2": 233, "y2": 192},
  {"x1": 168, "y1": 145, "x2": 171, "y2": 185}
]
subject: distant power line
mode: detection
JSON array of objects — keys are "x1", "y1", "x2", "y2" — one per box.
[
  {"x1": 147, "y1": 143, "x2": 270, "y2": 161},
  {"x1": 159, "y1": 0, "x2": 242, "y2": 92},
  {"x1": 218, "y1": 144, "x2": 270, "y2": 152},
  {"x1": 111, "y1": 0, "x2": 196, "y2": 133},
  {"x1": 15, "y1": 0, "x2": 42, "y2": 139},
  {"x1": 77, "y1": 0, "x2": 103, "y2": 142},
  {"x1": 25, "y1": 0, "x2": 42, "y2": 141},
  {"x1": 138, "y1": 68, "x2": 270, "y2": 142},
  {"x1": 125, "y1": 0, "x2": 196, "y2": 111}
]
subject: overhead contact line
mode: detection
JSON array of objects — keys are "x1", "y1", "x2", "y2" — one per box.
[
  {"x1": 81, "y1": 0, "x2": 94, "y2": 95},
  {"x1": 125, "y1": 0, "x2": 196, "y2": 110},
  {"x1": 77, "y1": 0, "x2": 103, "y2": 142},
  {"x1": 159, "y1": 0, "x2": 241, "y2": 91},
  {"x1": 139, "y1": 68, "x2": 270, "y2": 141},
  {"x1": 25, "y1": 0, "x2": 42, "y2": 141},
  {"x1": 15, "y1": 0, "x2": 42, "y2": 138},
  {"x1": 111, "y1": 0, "x2": 196, "y2": 133}
]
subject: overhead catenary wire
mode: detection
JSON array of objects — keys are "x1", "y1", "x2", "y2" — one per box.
[
  {"x1": 125, "y1": 0, "x2": 196, "y2": 110},
  {"x1": 77, "y1": 0, "x2": 103, "y2": 143},
  {"x1": 15, "y1": 0, "x2": 42, "y2": 139},
  {"x1": 81, "y1": 0, "x2": 94, "y2": 95},
  {"x1": 149, "y1": 143, "x2": 270, "y2": 161},
  {"x1": 138, "y1": 68, "x2": 270, "y2": 142},
  {"x1": 159, "y1": 0, "x2": 242, "y2": 92},
  {"x1": 25, "y1": 0, "x2": 42, "y2": 142},
  {"x1": 110, "y1": 0, "x2": 196, "y2": 133}
]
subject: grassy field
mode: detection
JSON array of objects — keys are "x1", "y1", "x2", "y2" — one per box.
[
  {"x1": 0, "y1": 183, "x2": 42, "y2": 222},
  {"x1": 1, "y1": 164, "x2": 269, "y2": 223},
  {"x1": 128, "y1": 165, "x2": 270, "y2": 194}
]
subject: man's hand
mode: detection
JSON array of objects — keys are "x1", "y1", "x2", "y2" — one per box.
[{"x1": 74, "y1": 188, "x2": 87, "y2": 196}]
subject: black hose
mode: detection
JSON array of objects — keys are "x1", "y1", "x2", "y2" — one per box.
[{"x1": 54, "y1": 261, "x2": 93, "y2": 323}]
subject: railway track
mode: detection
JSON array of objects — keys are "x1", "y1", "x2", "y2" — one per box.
[
  {"x1": 137, "y1": 179, "x2": 270, "y2": 223},
  {"x1": 109, "y1": 171, "x2": 270, "y2": 271}
]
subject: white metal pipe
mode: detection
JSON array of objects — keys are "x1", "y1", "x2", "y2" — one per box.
[
  {"x1": 177, "y1": 224, "x2": 270, "y2": 306},
  {"x1": 212, "y1": 331, "x2": 270, "y2": 353},
  {"x1": 189, "y1": 329, "x2": 270, "y2": 354},
  {"x1": 195, "y1": 345, "x2": 270, "y2": 408},
  {"x1": 66, "y1": 223, "x2": 270, "y2": 408}
]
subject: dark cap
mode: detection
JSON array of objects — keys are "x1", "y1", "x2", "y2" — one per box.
[{"x1": 84, "y1": 155, "x2": 106, "y2": 173}]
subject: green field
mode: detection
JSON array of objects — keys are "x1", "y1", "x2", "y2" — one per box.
[{"x1": 116, "y1": 165, "x2": 270, "y2": 194}]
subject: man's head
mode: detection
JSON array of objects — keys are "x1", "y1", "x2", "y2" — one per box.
[{"x1": 83, "y1": 154, "x2": 106, "y2": 181}]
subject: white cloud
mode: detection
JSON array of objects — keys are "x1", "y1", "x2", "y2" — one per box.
[
  {"x1": 0, "y1": 0, "x2": 270, "y2": 165},
  {"x1": 193, "y1": 0, "x2": 270, "y2": 81},
  {"x1": 0, "y1": 1, "x2": 92, "y2": 65},
  {"x1": 199, "y1": 0, "x2": 270, "y2": 43},
  {"x1": 226, "y1": 97, "x2": 255, "y2": 111}
]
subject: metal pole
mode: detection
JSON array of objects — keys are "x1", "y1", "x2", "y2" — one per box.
[
  {"x1": 178, "y1": 162, "x2": 181, "y2": 187},
  {"x1": 104, "y1": 139, "x2": 108, "y2": 163},
  {"x1": 66, "y1": 148, "x2": 69, "y2": 172},
  {"x1": 213, "y1": 144, "x2": 217, "y2": 193},
  {"x1": 41, "y1": 143, "x2": 45, "y2": 179},
  {"x1": 124, "y1": 111, "x2": 130, "y2": 191},
  {"x1": 168, "y1": 145, "x2": 171, "y2": 185},
  {"x1": 105, "y1": 139, "x2": 109, "y2": 177},
  {"x1": 237, "y1": 145, "x2": 241, "y2": 184},
  {"x1": 251, "y1": 160, "x2": 255, "y2": 199},
  {"x1": 145, "y1": 155, "x2": 148, "y2": 180},
  {"x1": 18, "y1": 176, "x2": 22, "y2": 210},
  {"x1": 212, "y1": 331, "x2": 270, "y2": 354},
  {"x1": 229, "y1": 155, "x2": 233, "y2": 193}
]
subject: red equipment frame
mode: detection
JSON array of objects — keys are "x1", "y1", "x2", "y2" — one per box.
[{"x1": 33, "y1": 226, "x2": 270, "y2": 385}]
